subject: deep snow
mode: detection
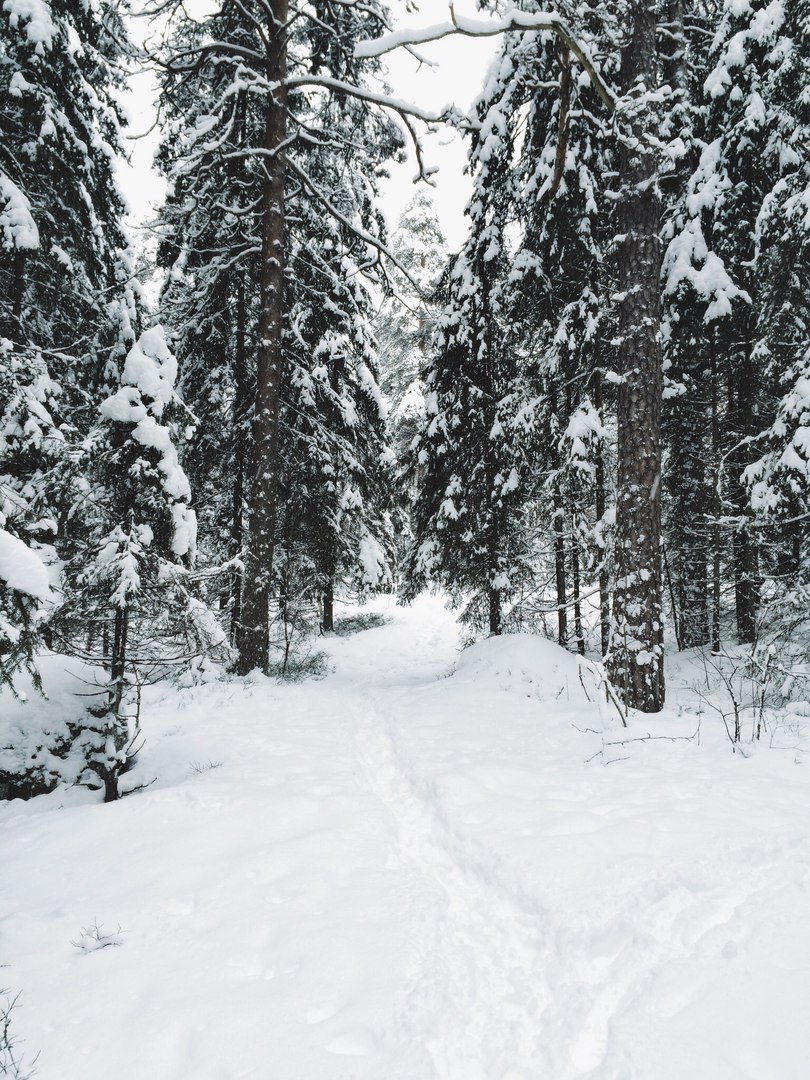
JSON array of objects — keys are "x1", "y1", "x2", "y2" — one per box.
[{"x1": 2, "y1": 594, "x2": 810, "y2": 1079}]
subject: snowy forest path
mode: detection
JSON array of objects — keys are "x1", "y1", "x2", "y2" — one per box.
[
  {"x1": 348, "y1": 688, "x2": 557, "y2": 1079},
  {"x1": 319, "y1": 597, "x2": 810, "y2": 1080},
  {"x1": 5, "y1": 596, "x2": 810, "y2": 1080},
  {"x1": 317, "y1": 596, "x2": 563, "y2": 1076}
]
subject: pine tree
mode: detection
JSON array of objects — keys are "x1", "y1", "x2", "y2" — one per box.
[
  {"x1": 499, "y1": 12, "x2": 616, "y2": 654},
  {"x1": 1, "y1": 0, "x2": 138, "y2": 683},
  {"x1": 743, "y1": 0, "x2": 810, "y2": 580},
  {"x1": 0, "y1": 340, "x2": 59, "y2": 691},
  {"x1": 73, "y1": 326, "x2": 197, "y2": 801},
  {"x1": 156, "y1": 0, "x2": 401, "y2": 667},
  {"x1": 604, "y1": 0, "x2": 666, "y2": 711},
  {"x1": 277, "y1": 132, "x2": 397, "y2": 634},
  {"x1": 662, "y1": 0, "x2": 808, "y2": 647},
  {"x1": 660, "y1": 0, "x2": 716, "y2": 650}
]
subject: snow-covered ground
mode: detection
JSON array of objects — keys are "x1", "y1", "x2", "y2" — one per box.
[{"x1": 2, "y1": 595, "x2": 810, "y2": 1079}]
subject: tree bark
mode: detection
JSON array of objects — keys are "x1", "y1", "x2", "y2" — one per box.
[
  {"x1": 230, "y1": 280, "x2": 248, "y2": 643},
  {"x1": 236, "y1": 1, "x2": 288, "y2": 674},
  {"x1": 729, "y1": 351, "x2": 760, "y2": 643},
  {"x1": 571, "y1": 513, "x2": 585, "y2": 656},
  {"x1": 711, "y1": 347, "x2": 722, "y2": 653},
  {"x1": 549, "y1": 385, "x2": 568, "y2": 648},
  {"x1": 488, "y1": 587, "x2": 502, "y2": 636},
  {"x1": 607, "y1": 0, "x2": 665, "y2": 712},
  {"x1": 322, "y1": 582, "x2": 334, "y2": 633},
  {"x1": 593, "y1": 370, "x2": 611, "y2": 658}
]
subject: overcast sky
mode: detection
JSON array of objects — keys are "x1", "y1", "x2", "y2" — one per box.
[{"x1": 118, "y1": 0, "x2": 497, "y2": 254}]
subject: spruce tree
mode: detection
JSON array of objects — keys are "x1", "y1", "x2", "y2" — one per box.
[
  {"x1": 75, "y1": 326, "x2": 197, "y2": 801},
  {"x1": 1, "y1": 0, "x2": 138, "y2": 683},
  {"x1": 156, "y1": 0, "x2": 401, "y2": 666},
  {"x1": 500, "y1": 11, "x2": 615, "y2": 654},
  {"x1": 376, "y1": 192, "x2": 448, "y2": 463}
]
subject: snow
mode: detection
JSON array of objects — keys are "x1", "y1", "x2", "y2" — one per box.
[
  {"x1": 2, "y1": 0, "x2": 56, "y2": 53},
  {"x1": 3, "y1": 596, "x2": 810, "y2": 1078},
  {"x1": 0, "y1": 654, "x2": 107, "y2": 792},
  {"x1": 0, "y1": 527, "x2": 53, "y2": 601},
  {"x1": 99, "y1": 328, "x2": 195, "y2": 552},
  {"x1": 0, "y1": 173, "x2": 39, "y2": 250}
]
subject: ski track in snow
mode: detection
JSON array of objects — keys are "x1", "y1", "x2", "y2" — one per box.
[
  {"x1": 3, "y1": 594, "x2": 810, "y2": 1079},
  {"x1": 350, "y1": 691, "x2": 556, "y2": 1080}
]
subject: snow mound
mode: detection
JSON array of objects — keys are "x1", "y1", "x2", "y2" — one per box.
[
  {"x1": 454, "y1": 632, "x2": 594, "y2": 702},
  {"x1": 0, "y1": 653, "x2": 106, "y2": 797}
]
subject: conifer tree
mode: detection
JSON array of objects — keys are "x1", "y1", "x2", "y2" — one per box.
[
  {"x1": 74, "y1": 326, "x2": 197, "y2": 801},
  {"x1": 0, "y1": 341, "x2": 62, "y2": 689},
  {"x1": 500, "y1": 12, "x2": 615, "y2": 654},
  {"x1": 403, "y1": 44, "x2": 530, "y2": 635},
  {"x1": 376, "y1": 192, "x2": 447, "y2": 463},
  {"x1": 156, "y1": 0, "x2": 402, "y2": 667},
  {"x1": 663, "y1": 0, "x2": 809, "y2": 647},
  {"x1": 1, "y1": 0, "x2": 138, "y2": 683},
  {"x1": 660, "y1": 0, "x2": 716, "y2": 650},
  {"x1": 743, "y1": 0, "x2": 810, "y2": 581}
]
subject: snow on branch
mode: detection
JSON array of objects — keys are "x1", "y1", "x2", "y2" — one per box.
[
  {"x1": 355, "y1": 4, "x2": 617, "y2": 114},
  {"x1": 283, "y1": 74, "x2": 445, "y2": 126},
  {"x1": 285, "y1": 156, "x2": 424, "y2": 294}
]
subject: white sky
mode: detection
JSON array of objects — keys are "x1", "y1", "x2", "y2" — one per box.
[{"x1": 118, "y1": 0, "x2": 497, "y2": 253}]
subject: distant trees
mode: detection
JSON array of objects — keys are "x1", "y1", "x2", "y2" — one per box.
[{"x1": 376, "y1": 192, "x2": 448, "y2": 462}]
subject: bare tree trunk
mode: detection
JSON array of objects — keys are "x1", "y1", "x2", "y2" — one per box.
[
  {"x1": 593, "y1": 370, "x2": 611, "y2": 658},
  {"x1": 571, "y1": 514, "x2": 585, "y2": 655},
  {"x1": 322, "y1": 582, "x2": 334, "y2": 633},
  {"x1": 236, "y1": 1, "x2": 288, "y2": 675},
  {"x1": 230, "y1": 280, "x2": 248, "y2": 644},
  {"x1": 607, "y1": 0, "x2": 665, "y2": 712},
  {"x1": 488, "y1": 587, "x2": 501, "y2": 636}
]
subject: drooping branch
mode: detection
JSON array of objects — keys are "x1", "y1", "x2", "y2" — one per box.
[
  {"x1": 285, "y1": 156, "x2": 424, "y2": 294},
  {"x1": 355, "y1": 4, "x2": 617, "y2": 113}
]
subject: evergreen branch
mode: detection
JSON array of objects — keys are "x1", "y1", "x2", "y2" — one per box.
[{"x1": 285, "y1": 157, "x2": 423, "y2": 294}]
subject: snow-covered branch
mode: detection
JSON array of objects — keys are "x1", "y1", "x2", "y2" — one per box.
[
  {"x1": 355, "y1": 5, "x2": 617, "y2": 113},
  {"x1": 285, "y1": 156, "x2": 423, "y2": 293}
]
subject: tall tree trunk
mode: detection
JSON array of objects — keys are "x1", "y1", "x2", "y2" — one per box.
[
  {"x1": 320, "y1": 350, "x2": 343, "y2": 635},
  {"x1": 571, "y1": 513, "x2": 585, "y2": 656},
  {"x1": 711, "y1": 348, "x2": 722, "y2": 653},
  {"x1": 230, "y1": 281, "x2": 248, "y2": 643},
  {"x1": 549, "y1": 385, "x2": 568, "y2": 647},
  {"x1": 593, "y1": 370, "x2": 611, "y2": 658},
  {"x1": 729, "y1": 348, "x2": 760, "y2": 643},
  {"x1": 553, "y1": 490, "x2": 568, "y2": 647},
  {"x1": 669, "y1": 398, "x2": 710, "y2": 647},
  {"x1": 488, "y1": 587, "x2": 501, "y2": 636},
  {"x1": 99, "y1": 605, "x2": 129, "y2": 803},
  {"x1": 607, "y1": 0, "x2": 665, "y2": 712},
  {"x1": 236, "y1": 1, "x2": 288, "y2": 675},
  {"x1": 322, "y1": 582, "x2": 334, "y2": 633}
]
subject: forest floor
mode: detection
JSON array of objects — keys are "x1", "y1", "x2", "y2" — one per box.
[{"x1": 2, "y1": 595, "x2": 810, "y2": 1079}]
